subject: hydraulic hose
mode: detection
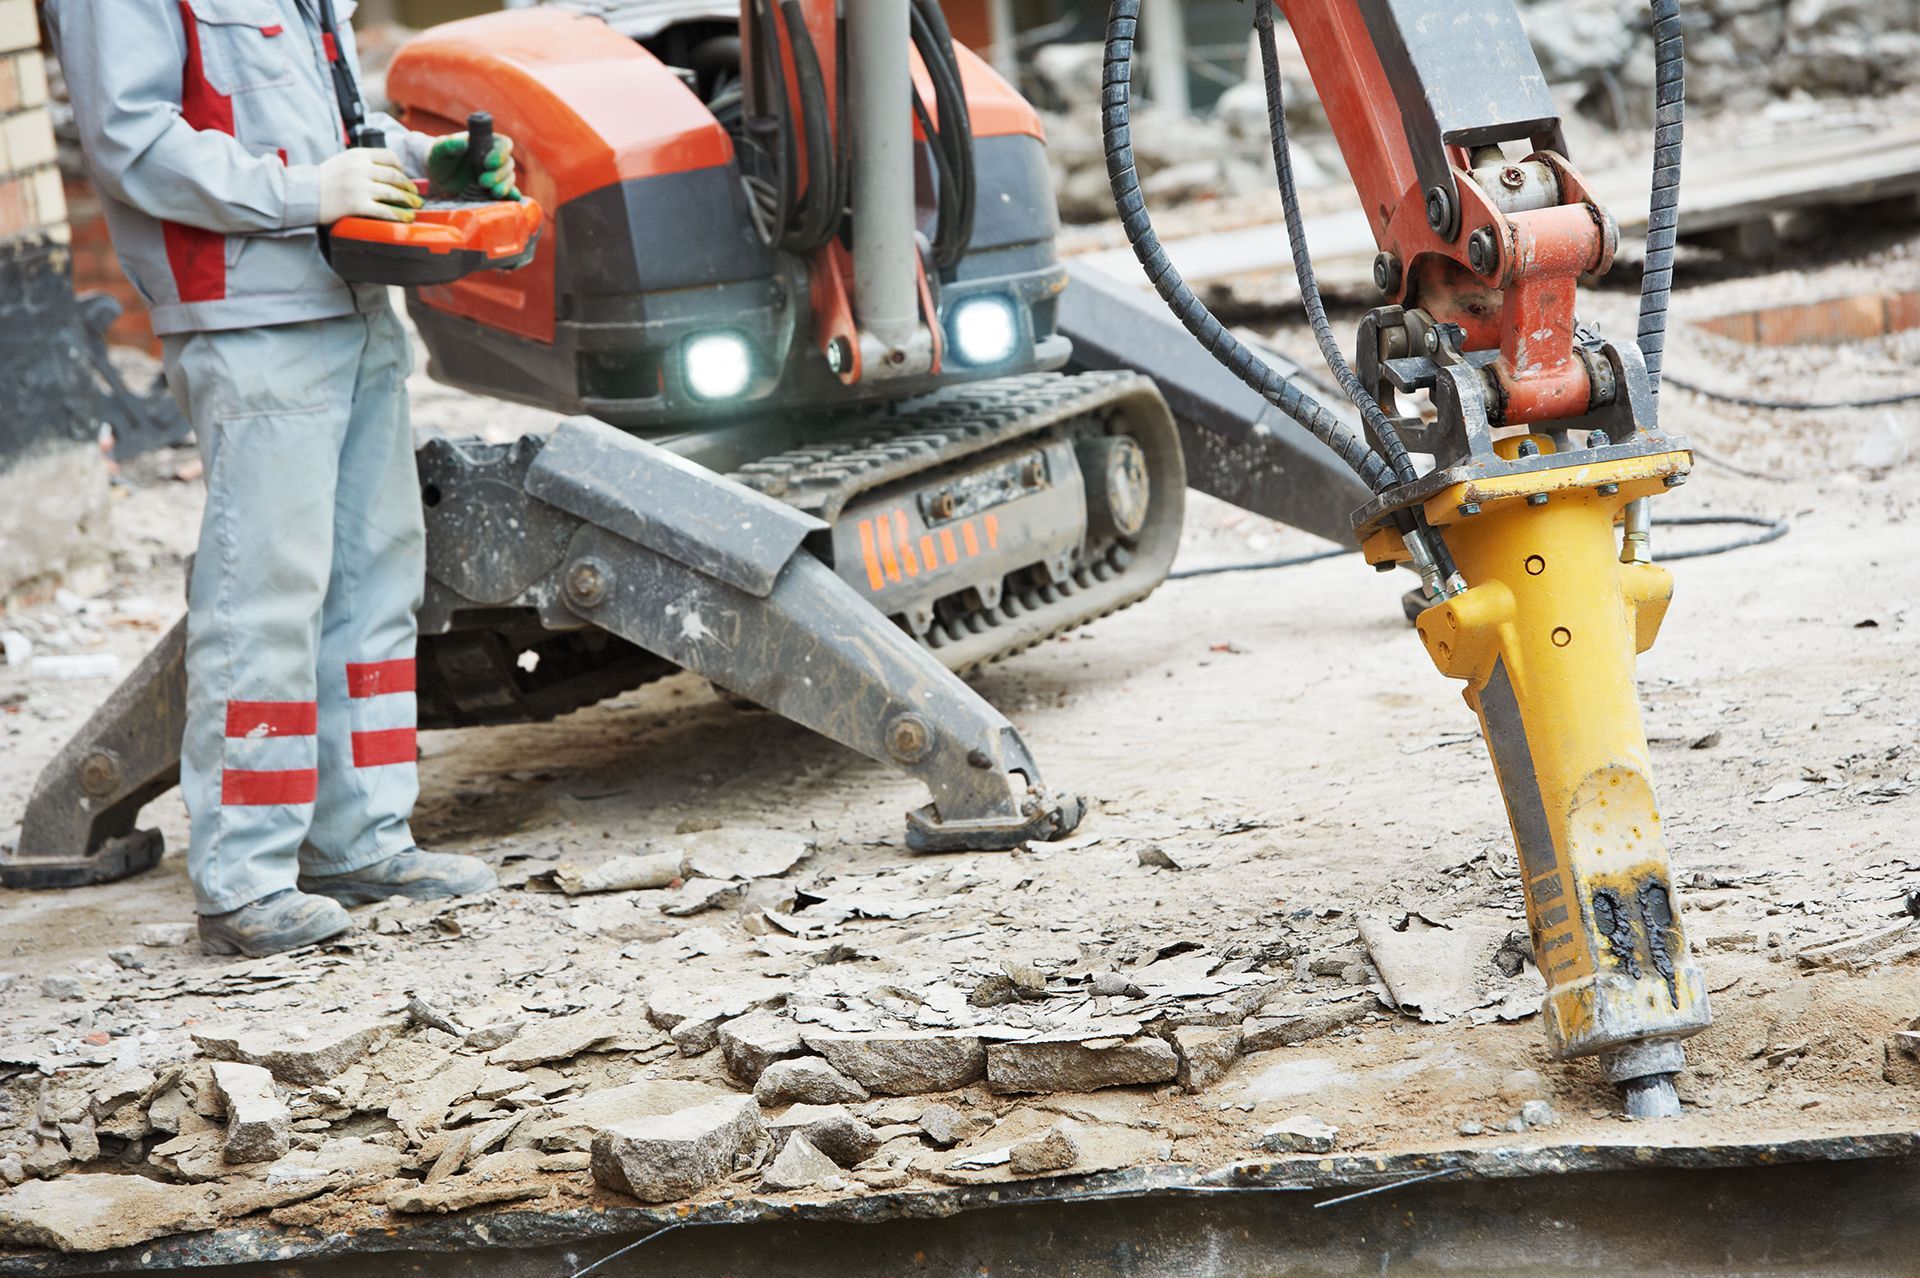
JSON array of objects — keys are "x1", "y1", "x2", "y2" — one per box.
[
  {"x1": 1250, "y1": 0, "x2": 1416, "y2": 491},
  {"x1": 911, "y1": 0, "x2": 976, "y2": 269},
  {"x1": 778, "y1": 0, "x2": 841, "y2": 253},
  {"x1": 1638, "y1": 0, "x2": 1685, "y2": 396},
  {"x1": 1101, "y1": 0, "x2": 1396, "y2": 495},
  {"x1": 1248, "y1": 0, "x2": 1460, "y2": 588}
]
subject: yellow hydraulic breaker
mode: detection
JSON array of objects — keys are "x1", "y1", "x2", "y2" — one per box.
[{"x1": 1362, "y1": 435, "x2": 1711, "y2": 1117}]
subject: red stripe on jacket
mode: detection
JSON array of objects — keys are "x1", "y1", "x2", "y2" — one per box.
[
  {"x1": 163, "y1": 0, "x2": 235, "y2": 305},
  {"x1": 346, "y1": 659, "x2": 416, "y2": 699}
]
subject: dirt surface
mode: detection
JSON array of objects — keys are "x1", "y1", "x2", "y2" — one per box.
[{"x1": 3, "y1": 185, "x2": 1918, "y2": 1256}]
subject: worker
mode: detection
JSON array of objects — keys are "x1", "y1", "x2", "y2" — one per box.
[{"x1": 44, "y1": 0, "x2": 520, "y2": 957}]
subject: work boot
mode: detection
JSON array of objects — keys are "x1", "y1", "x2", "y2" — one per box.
[
  {"x1": 199, "y1": 889, "x2": 353, "y2": 957},
  {"x1": 298, "y1": 849, "x2": 497, "y2": 906}
]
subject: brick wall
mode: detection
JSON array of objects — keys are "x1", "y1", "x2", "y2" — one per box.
[{"x1": 0, "y1": 0, "x2": 61, "y2": 245}]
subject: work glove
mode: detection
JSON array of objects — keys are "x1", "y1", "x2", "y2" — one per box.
[
  {"x1": 427, "y1": 132, "x2": 520, "y2": 201},
  {"x1": 318, "y1": 148, "x2": 422, "y2": 224}
]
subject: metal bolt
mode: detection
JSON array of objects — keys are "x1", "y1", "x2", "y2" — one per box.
[
  {"x1": 825, "y1": 336, "x2": 852, "y2": 375},
  {"x1": 1458, "y1": 501, "x2": 1482, "y2": 518},
  {"x1": 1597, "y1": 482, "x2": 1619, "y2": 496},
  {"x1": 1423, "y1": 327, "x2": 1442, "y2": 357},
  {"x1": 887, "y1": 715, "x2": 931, "y2": 764},
  {"x1": 1528, "y1": 493, "x2": 1549, "y2": 507},
  {"x1": 966, "y1": 748, "x2": 993, "y2": 770},
  {"x1": 1425, "y1": 185, "x2": 1453, "y2": 235},
  {"x1": 1467, "y1": 228, "x2": 1499, "y2": 276},
  {"x1": 1372, "y1": 252, "x2": 1403, "y2": 295},
  {"x1": 1664, "y1": 473, "x2": 1688, "y2": 488},
  {"x1": 1500, "y1": 165, "x2": 1527, "y2": 191},
  {"x1": 79, "y1": 751, "x2": 120, "y2": 798},
  {"x1": 565, "y1": 560, "x2": 609, "y2": 608},
  {"x1": 1516, "y1": 439, "x2": 1540, "y2": 458},
  {"x1": 1588, "y1": 430, "x2": 1611, "y2": 449}
]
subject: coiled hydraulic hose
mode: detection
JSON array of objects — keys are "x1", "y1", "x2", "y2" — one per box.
[
  {"x1": 911, "y1": 0, "x2": 977, "y2": 269},
  {"x1": 1101, "y1": 0, "x2": 1396, "y2": 496},
  {"x1": 1639, "y1": 0, "x2": 1684, "y2": 396},
  {"x1": 1250, "y1": 0, "x2": 1417, "y2": 491}
]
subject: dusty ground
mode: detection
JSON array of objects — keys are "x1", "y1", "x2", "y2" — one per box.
[{"x1": 1, "y1": 176, "x2": 1917, "y2": 1255}]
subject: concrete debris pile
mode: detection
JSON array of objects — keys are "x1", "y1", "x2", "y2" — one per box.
[
  {"x1": 1, "y1": 820, "x2": 1466, "y2": 1254},
  {"x1": 1, "y1": 773, "x2": 1914, "y2": 1258}
]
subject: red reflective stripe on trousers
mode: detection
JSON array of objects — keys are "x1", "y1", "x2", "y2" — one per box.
[
  {"x1": 164, "y1": 0, "x2": 233, "y2": 304},
  {"x1": 352, "y1": 728, "x2": 417, "y2": 768},
  {"x1": 346, "y1": 659, "x2": 416, "y2": 698},
  {"x1": 222, "y1": 769, "x2": 318, "y2": 806},
  {"x1": 224, "y1": 701, "x2": 317, "y2": 738}
]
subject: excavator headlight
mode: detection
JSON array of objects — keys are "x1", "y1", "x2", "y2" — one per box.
[
  {"x1": 949, "y1": 295, "x2": 1019, "y2": 367},
  {"x1": 683, "y1": 331, "x2": 754, "y2": 401}
]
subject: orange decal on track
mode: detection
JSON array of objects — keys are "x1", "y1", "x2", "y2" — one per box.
[
  {"x1": 921, "y1": 534, "x2": 938, "y2": 571},
  {"x1": 939, "y1": 528, "x2": 959, "y2": 565},
  {"x1": 877, "y1": 515, "x2": 902, "y2": 583},
  {"x1": 984, "y1": 512, "x2": 1000, "y2": 549},
  {"x1": 962, "y1": 521, "x2": 981, "y2": 558},
  {"x1": 858, "y1": 520, "x2": 885, "y2": 592},
  {"x1": 894, "y1": 510, "x2": 920, "y2": 576}
]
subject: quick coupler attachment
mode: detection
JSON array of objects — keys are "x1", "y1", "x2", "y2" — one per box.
[{"x1": 1361, "y1": 438, "x2": 1711, "y2": 1117}]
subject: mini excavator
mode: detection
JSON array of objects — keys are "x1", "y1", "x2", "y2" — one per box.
[{"x1": 12, "y1": 0, "x2": 1709, "y2": 1113}]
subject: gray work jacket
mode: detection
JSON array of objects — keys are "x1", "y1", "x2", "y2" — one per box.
[{"x1": 45, "y1": 0, "x2": 430, "y2": 335}]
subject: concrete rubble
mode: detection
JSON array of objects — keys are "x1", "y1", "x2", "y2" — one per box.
[{"x1": 590, "y1": 1096, "x2": 766, "y2": 1203}]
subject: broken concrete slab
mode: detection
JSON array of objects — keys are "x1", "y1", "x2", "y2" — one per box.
[
  {"x1": 209, "y1": 1062, "x2": 290, "y2": 1164},
  {"x1": 485, "y1": 1014, "x2": 618, "y2": 1069},
  {"x1": 660, "y1": 877, "x2": 747, "y2": 917},
  {"x1": 767, "y1": 1104, "x2": 881, "y2": 1167},
  {"x1": 1240, "y1": 996, "x2": 1372, "y2": 1052},
  {"x1": 650, "y1": 982, "x2": 785, "y2": 1057},
  {"x1": 590, "y1": 1095, "x2": 765, "y2": 1203},
  {"x1": 89, "y1": 1065, "x2": 157, "y2": 1118},
  {"x1": 754, "y1": 1057, "x2": 870, "y2": 1106},
  {"x1": 802, "y1": 1030, "x2": 987, "y2": 1095},
  {"x1": 387, "y1": 1056, "x2": 491, "y2": 1139},
  {"x1": 533, "y1": 1079, "x2": 732, "y2": 1152},
  {"x1": 680, "y1": 827, "x2": 815, "y2": 881},
  {"x1": 1260, "y1": 1114, "x2": 1340, "y2": 1154},
  {"x1": 1358, "y1": 912, "x2": 1536, "y2": 1025},
  {"x1": 1009, "y1": 1121, "x2": 1082, "y2": 1175},
  {"x1": 1172, "y1": 1026, "x2": 1243, "y2": 1093},
  {"x1": 914, "y1": 1103, "x2": 983, "y2": 1149},
  {"x1": 462, "y1": 1020, "x2": 526, "y2": 1053},
  {"x1": 760, "y1": 1133, "x2": 840, "y2": 1192},
  {"x1": 986, "y1": 1036, "x2": 1179, "y2": 1093},
  {"x1": 554, "y1": 850, "x2": 683, "y2": 895},
  {"x1": 263, "y1": 1138, "x2": 407, "y2": 1191},
  {"x1": 719, "y1": 1010, "x2": 806, "y2": 1083},
  {"x1": 0, "y1": 1175, "x2": 216, "y2": 1252},
  {"x1": 191, "y1": 1019, "x2": 387, "y2": 1086},
  {"x1": 386, "y1": 1149, "x2": 549, "y2": 1214}
]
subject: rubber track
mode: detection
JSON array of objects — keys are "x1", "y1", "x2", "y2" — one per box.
[{"x1": 727, "y1": 370, "x2": 1172, "y2": 674}]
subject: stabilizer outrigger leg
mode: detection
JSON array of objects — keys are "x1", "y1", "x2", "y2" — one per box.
[
  {"x1": 5, "y1": 620, "x2": 184, "y2": 888},
  {"x1": 523, "y1": 417, "x2": 1084, "y2": 851},
  {"x1": 7, "y1": 417, "x2": 1083, "y2": 887}
]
